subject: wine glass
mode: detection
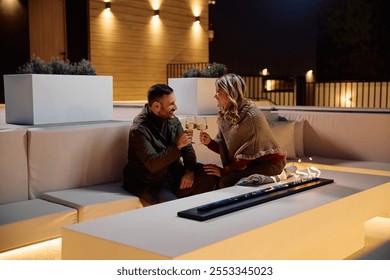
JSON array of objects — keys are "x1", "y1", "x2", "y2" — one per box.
[
  {"x1": 196, "y1": 116, "x2": 208, "y2": 132},
  {"x1": 185, "y1": 115, "x2": 196, "y2": 143},
  {"x1": 196, "y1": 117, "x2": 208, "y2": 144},
  {"x1": 185, "y1": 115, "x2": 196, "y2": 131}
]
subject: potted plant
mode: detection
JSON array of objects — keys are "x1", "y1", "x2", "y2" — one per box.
[
  {"x1": 3, "y1": 56, "x2": 113, "y2": 125},
  {"x1": 168, "y1": 63, "x2": 227, "y2": 115}
]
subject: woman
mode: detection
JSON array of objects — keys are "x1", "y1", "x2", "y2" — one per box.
[{"x1": 200, "y1": 73, "x2": 287, "y2": 188}]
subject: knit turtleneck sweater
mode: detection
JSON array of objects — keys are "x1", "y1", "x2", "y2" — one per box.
[{"x1": 215, "y1": 99, "x2": 286, "y2": 167}]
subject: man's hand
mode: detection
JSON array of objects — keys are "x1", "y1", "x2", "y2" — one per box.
[
  {"x1": 176, "y1": 131, "x2": 192, "y2": 149},
  {"x1": 180, "y1": 170, "x2": 194, "y2": 189}
]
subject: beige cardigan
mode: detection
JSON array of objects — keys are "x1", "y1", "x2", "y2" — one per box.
[{"x1": 215, "y1": 99, "x2": 286, "y2": 167}]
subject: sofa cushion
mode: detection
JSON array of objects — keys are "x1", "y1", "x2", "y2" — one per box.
[
  {"x1": 265, "y1": 110, "x2": 305, "y2": 158},
  {"x1": 0, "y1": 199, "x2": 77, "y2": 253},
  {"x1": 41, "y1": 182, "x2": 143, "y2": 222},
  {"x1": 293, "y1": 120, "x2": 305, "y2": 157},
  {"x1": 263, "y1": 111, "x2": 280, "y2": 122},
  {"x1": 269, "y1": 121, "x2": 297, "y2": 159},
  {"x1": 0, "y1": 128, "x2": 28, "y2": 204},
  {"x1": 27, "y1": 121, "x2": 132, "y2": 198}
]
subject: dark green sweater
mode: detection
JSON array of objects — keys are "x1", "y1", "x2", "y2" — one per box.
[{"x1": 122, "y1": 104, "x2": 197, "y2": 198}]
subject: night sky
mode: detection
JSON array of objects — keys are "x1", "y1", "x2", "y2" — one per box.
[{"x1": 209, "y1": 0, "x2": 321, "y2": 76}]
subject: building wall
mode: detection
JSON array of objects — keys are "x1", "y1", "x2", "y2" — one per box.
[
  {"x1": 0, "y1": 0, "x2": 30, "y2": 103},
  {"x1": 89, "y1": 0, "x2": 209, "y2": 101}
]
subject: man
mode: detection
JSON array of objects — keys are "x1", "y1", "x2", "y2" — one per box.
[{"x1": 123, "y1": 84, "x2": 218, "y2": 205}]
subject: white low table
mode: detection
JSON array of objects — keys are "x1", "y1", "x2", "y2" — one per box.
[{"x1": 62, "y1": 170, "x2": 390, "y2": 260}]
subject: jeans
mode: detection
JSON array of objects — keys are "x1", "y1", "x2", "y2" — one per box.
[{"x1": 143, "y1": 162, "x2": 219, "y2": 204}]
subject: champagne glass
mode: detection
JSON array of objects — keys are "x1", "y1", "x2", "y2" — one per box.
[
  {"x1": 185, "y1": 115, "x2": 196, "y2": 130},
  {"x1": 196, "y1": 116, "x2": 208, "y2": 144},
  {"x1": 196, "y1": 116, "x2": 208, "y2": 132},
  {"x1": 185, "y1": 115, "x2": 196, "y2": 143}
]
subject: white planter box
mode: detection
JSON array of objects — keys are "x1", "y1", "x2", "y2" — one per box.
[
  {"x1": 4, "y1": 74, "x2": 113, "y2": 125},
  {"x1": 168, "y1": 78, "x2": 217, "y2": 115}
]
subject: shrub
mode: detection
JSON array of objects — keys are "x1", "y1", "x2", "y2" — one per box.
[
  {"x1": 16, "y1": 56, "x2": 97, "y2": 75},
  {"x1": 183, "y1": 67, "x2": 203, "y2": 78},
  {"x1": 201, "y1": 63, "x2": 228, "y2": 78},
  {"x1": 182, "y1": 63, "x2": 228, "y2": 78},
  {"x1": 47, "y1": 58, "x2": 75, "y2": 75},
  {"x1": 17, "y1": 56, "x2": 49, "y2": 74},
  {"x1": 74, "y1": 59, "x2": 97, "y2": 75}
]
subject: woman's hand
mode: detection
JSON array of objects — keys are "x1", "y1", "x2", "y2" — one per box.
[
  {"x1": 199, "y1": 131, "x2": 212, "y2": 145},
  {"x1": 204, "y1": 164, "x2": 222, "y2": 177}
]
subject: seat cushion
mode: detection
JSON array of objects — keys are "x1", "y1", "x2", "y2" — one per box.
[
  {"x1": 0, "y1": 199, "x2": 77, "y2": 253},
  {"x1": 41, "y1": 182, "x2": 143, "y2": 222}
]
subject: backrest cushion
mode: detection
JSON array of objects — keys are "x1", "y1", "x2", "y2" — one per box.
[
  {"x1": 264, "y1": 110, "x2": 305, "y2": 159},
  {"x1": 27, "y1": 121, "x2": 132, "y2": 199},
  {"x1": 268, "y1": 121, "x2": 297, "y2": 159},
  {"x1": 0, "y1": 128, "x2": 28, "y2": 204}
]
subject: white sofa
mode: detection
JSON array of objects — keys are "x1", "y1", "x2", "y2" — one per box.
[
  {"x1": 190, "y1": 107, "x2": 390, "y2": 176},
  {"x1": 1, "y1": 106, "x2": 389, "y2": 254},
  {"x1": 0, "y1": 121, "x2": 142, "y2": 253}
]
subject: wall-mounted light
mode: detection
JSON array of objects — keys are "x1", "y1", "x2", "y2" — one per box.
[
  {"x1": 194, "y1": 16, "x2": 200, "y2": 23},
  {"x1": 306, "y1": 70, "x2": 315, "y2": 82},
  {"x1": 154, "y1": 9, "x2": 160, "y2": 17},
  {"x1": 209, "y1": 29, "x2": 214, "y2": 41},
  {"x1": 261, "y1": 68, "x2": 269, "y2": 76},
  {"x1": 105, "y1": 1, "x2": 111, "y2": 10}
]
